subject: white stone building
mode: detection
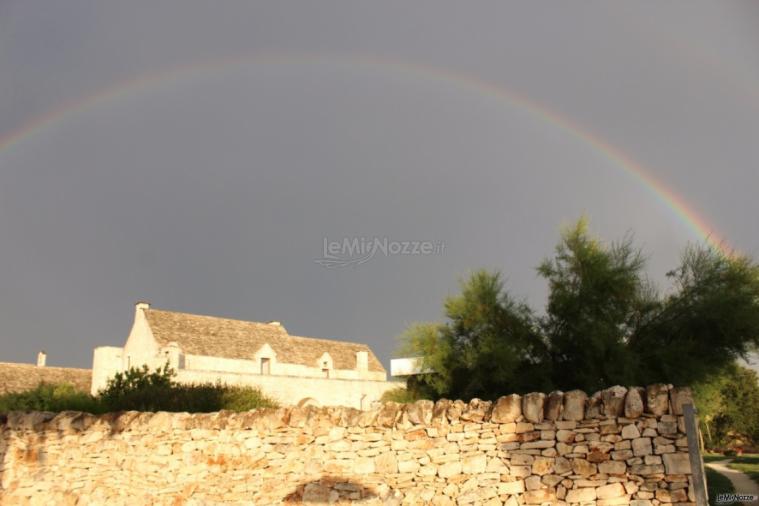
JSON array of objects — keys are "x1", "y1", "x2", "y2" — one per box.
[{"x1": 92, "y1": 302, "x2": 400, "y2": 409}]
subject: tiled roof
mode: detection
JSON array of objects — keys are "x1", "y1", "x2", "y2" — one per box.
[
  {"x1": 143, "y1": 309, "x2": 385, "y2": 373},
  {"x1": 0, "y1": 362, "x2": 92, "y2": 394}
]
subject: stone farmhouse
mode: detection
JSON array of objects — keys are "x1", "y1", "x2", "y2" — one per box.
[{"x1": 91, "y1": 302, "x2": 400, "y2": 409}]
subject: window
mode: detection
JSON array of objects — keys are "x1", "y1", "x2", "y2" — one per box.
[
  {"x1": 260, "y1": 357, "x2": 271, "y2": 375},
  {"x1": 322, "y1": 368, "x2": 329, "y2": 378}
]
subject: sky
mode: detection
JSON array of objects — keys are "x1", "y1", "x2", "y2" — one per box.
[{"x1": 1, "y1": 1, "x2": 758, "y2": 373}]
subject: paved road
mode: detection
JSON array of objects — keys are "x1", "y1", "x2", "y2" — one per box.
[{"x1": 706, "y1": 459, "x2": 759, "y2": 505}]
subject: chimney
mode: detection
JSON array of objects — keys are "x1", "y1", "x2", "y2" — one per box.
[
  {"x1": 37, "y1": 351, "x2": 46, "y2": 367},
  {"x1": 267, "y1": 321, "x2": 281, "y2": 326},
  {"x1": 135, "y1": 301, "x2": 150, "y2": 311}
]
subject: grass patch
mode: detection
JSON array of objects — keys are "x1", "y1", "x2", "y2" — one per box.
[
  {"x1": 706, "y1": 466, "x2": 736, "y2": 504},
  {"x1": 729, "y1": 454, "x2": 759, "y2": 487},
  {"x1": 704, "y1": 453, "x2": 729, "y2": 463}
]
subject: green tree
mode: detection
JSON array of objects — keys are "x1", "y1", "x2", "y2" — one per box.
[
  {"x1": 399, "y1": 270, "x2": 550, "y2": 400},
  {"x1": 537, "y1": 218, "x2": 653, "y2": 391},
  {"x1": 694, "y1": 364, "x2": 759, "y2": 447},
  {"x1": 631, "y1": 246, "x2": 759, "y2": 386},
  {"x1": 399, "y1": 218, "x2": 759, "y2": 403}
]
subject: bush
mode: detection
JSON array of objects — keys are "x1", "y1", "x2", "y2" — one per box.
[
  {"x1": 380, "y1": 387, "x2": 422, "y2": 404},
  {"x1": 0, "y1": 383, "x2": 103, "y2": 413},
  {"x1": 0, "y1": 366, "x2": 279, "y2": 414},
  {"x1": 99, "y1": 364, "x2": 278, "y2": 412}
]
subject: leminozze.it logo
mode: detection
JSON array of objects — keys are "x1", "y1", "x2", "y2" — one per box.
[
  {"x1": 716, "y1": 493, "x2": 758, "y2": 504},
  {"x1": 315, "y1": 237, "x2": 444, "y2": 268}
]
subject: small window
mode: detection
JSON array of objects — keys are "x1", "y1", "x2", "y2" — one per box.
[
  {"x1": 260, "y1": 357, "x2": 271, "y2": 375},
  {"x1": 322, "y1": 368, "x2": 329, "y2": 378}
]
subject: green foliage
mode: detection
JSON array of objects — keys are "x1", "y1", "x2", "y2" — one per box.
[
  {"x1": 380, "y1": 386, "x2": 426, "y2": 404},
  {"x1": 99, "y1": 364, "x2": 278, "y2": 412},
  {"x1": 0, "y1": 383, "x2": 103, "y2": 413},
  {"x1": 399, "y1": 270, "x2": 550, "y2": 399},
  {"x1": 218, "y1": 385, "x2": 279, "y2": 412},
  {"x1": 0, "y1": 365, "x2": 277, "y2": 414},
  {"x1": 399, "y1": 218, "x2": 759, "y2": 405},
  {"x1": 631, "y1": 247, "x2": 759, "y2": 385},
  {"x1": 538, "y1": 219, "x2": 650, "y2": 391},
  {"x1": 695, "y1": 365, "x2": 759, "y2": 448}
]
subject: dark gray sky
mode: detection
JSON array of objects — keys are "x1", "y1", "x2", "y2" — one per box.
[{"x1": 1, "y1": 1, "x2": 758, "y2": 372}]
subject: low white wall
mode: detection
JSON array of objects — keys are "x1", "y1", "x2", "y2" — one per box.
[{"x1": 175, "y1": 369, "x2": 401, "y2": 409}]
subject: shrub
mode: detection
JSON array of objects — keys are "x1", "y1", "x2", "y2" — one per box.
[
  {"x1": 99, "y1": 364, "x2": 277, "y2": 412},
  {"x1": 220, "y1": 385, "x2": 278, "y2": 411},
  {"x1": 0, "y1": 383, "x2": 103, "y2": 413},
  {"x1": 380, "y1": 387, "x2": 421, "y2": 404}
]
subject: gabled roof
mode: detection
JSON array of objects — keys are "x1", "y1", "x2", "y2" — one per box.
[
  {"x1": 143, "y1": 308, "x2": 385, "y2": 373},
  {"x1": 0, "y1": 362, "x2": 92, "y2": 394}
]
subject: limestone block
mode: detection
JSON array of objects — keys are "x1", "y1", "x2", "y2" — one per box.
[
  {"x1": 668, "y1": 387, "x2": 693, "y2": 416},
  {"x1": 596, "y1": 483, "x2": 626, "y2": 500},
  {"x1": 562, "y1": 390, "x2": 588, "y2": 421},
  {"x1": 374, "y1": 452, "x2": 398, "y2": 474},
  {"x1": 556, "y1": 430, "x2": 575, "y2": 443},
  {"x1": 662, "y1": 453, "x2": 691, "y2": 475},
  {"x1": 351, "y1": 456, "x2": 375, "y2": 474},
  {"x1": 462, "y1": 454, "x2": 486, "y2": 474},
  {"x1": 625, "y1": 387, "x2": 646, "y2": 419},
  {"x1": 522, "y1": 392, "x2": 546, "y2": 423},
  {"x1": 602, "y1": 386, "x2": 628, "y2": 417},
  {"x1": 628, "y1": 464, "x2": 665, "y2": 475},
  {"x1": 532, "y1": 457, "x2": 555, "y2": 476},
  {"x1": 554, "y1": 456, "x2": 572, "y2": 475},
  {"x1": 523, "y1": 489, "x2": 557, "y2": 504},
  {"x1": 566, "y1": 487, "x2": 597, "y2": 503},
  {"x1": 491, "y1": 394, "x2": 522, "y2": 423},
  {"x1": 524, "y1": 475, "x2": 543, "y2": 490},
  {"x1": 498, "y1": 480, "x2": 525, "y2": 495},
  {"x1": 632, "y1": 437, "x2": 653, "y2": 457},
  {"x1": 645, "y1": 384, "x2": 670, "y2": 416},
  {"x1": 598, "y1": 460, "x2": 627, "y2": 475},
  {"x1": 571, "y1": 458, "x2": 597, "y2": 476},
  {"x1": 446, "y1": 400, "x2": 467, "y2": 422},
  {"x1": 585, "y1": 391, "x2": 604, "y2": 419},
  {"x1": 438, "y1": 460, "x2": 462, "y2": 478},
  {"x1": 545, "y1": 391, "x2": 564, "y2": 421},
  {"x1": 397, "y1": 459, "x2": 420, "y2": 473},
  {"x1": 432, "y1": 399, "x2": 451, "y2": 422},
  {"x1": 406, "y1": 400, "x2": 434, "y2": 425},
  {"x1": 462, "y1": 399, "x2": 492, "y2": 422},
  {"x1": 621, "y1": 424, "x2": 641, "y2": 439}
]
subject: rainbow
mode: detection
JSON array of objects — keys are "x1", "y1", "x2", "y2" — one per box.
[{"x1": 0, "y1": 51, "x2": 732, "y2": 256}]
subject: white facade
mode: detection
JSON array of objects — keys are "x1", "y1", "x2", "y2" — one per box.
[{"x1": 91, "y1": 303, "x2": 401, "y2": 409}]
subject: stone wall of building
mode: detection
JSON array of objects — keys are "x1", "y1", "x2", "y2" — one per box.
[{"x1": 0, "y1": 384, "x2": 699, "y2": 505}]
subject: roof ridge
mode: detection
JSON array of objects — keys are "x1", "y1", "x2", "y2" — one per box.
[
  {"x1": 146, "y1": 307, "x2": 286, "y2": 329},
  {"x1": 0, "y1": 361, "x2": 91, "y2": 371}
]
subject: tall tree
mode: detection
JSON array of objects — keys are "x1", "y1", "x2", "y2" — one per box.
[
  {"x1": 630, "y1": 246, "x2": 759, "y2": 385},
  {"x1": 399, "y1": 218, "x2": 759, "y2": 403},
  {"x1": 399, "y1": 270, "x2": 550, "y2": 400},
  {"x1": 537, "y1": 218, "x2": 653, "y2": 391}
]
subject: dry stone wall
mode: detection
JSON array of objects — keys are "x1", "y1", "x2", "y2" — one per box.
[{"x1": 0, "y1": 385, "x2": 698, "y2": 505}]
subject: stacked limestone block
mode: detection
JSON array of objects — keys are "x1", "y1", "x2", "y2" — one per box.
[{"x1": 0, "y1": 384, "x2": 696, "y2": 505}]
